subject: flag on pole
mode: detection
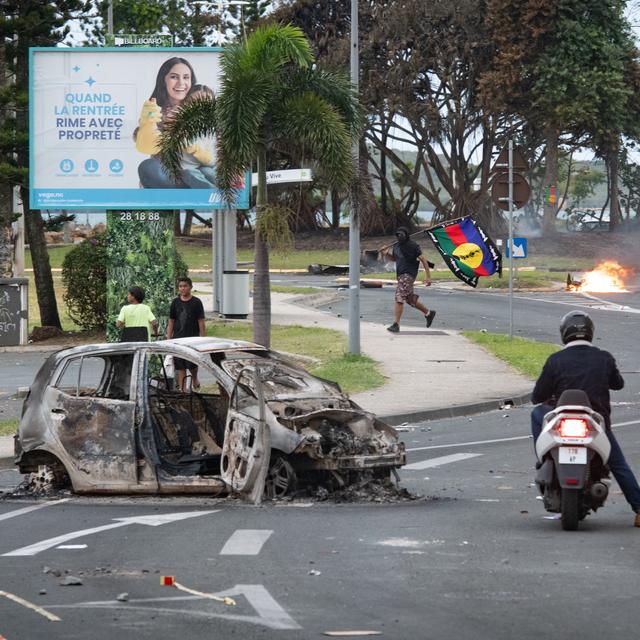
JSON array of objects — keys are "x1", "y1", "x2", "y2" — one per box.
[{"x1": 426, "y1": 216, "x2": 502, "y2": 288}]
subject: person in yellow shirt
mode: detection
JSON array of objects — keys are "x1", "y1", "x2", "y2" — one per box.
[{"x1": 116, "y1": 287, "x2": 159, "y2": 342}]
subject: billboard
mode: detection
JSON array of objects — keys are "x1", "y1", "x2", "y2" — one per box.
[{"x1": 29, "y1": 47, "x2": 250, "y2": 210}]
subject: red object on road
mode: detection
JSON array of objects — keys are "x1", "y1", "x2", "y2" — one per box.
[{"x1": 160, "y1": 576, "x2": 175, "y2": 586}]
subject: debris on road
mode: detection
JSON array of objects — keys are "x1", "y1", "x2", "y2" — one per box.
[
  {"x1": 59, "y1": 576, "x2": 83, "y2": 586},
  {"x1": 161, "y1": 576, "x2": 236, "y2": 606},
  {"x1": 308, "y1": 569, "x2": 322, "y2": 576},
  {"x1": 116, "y1": 593, "x2": 129, "y2": 602}
]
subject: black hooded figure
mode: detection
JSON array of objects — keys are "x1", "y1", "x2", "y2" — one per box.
[{"x1": 384, "y1": 228, "x2": 436, "y2": 332}]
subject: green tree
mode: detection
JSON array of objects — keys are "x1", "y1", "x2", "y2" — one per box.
[
  {"x1": 482, "y1": 0, "x2": 639, "y2": 234},
  {"x1": 160, "y1": 24, "x2": 361, "y2": 348},
  {"x1": 0, "y1": 0, "x2": 88, "y2": 327}
]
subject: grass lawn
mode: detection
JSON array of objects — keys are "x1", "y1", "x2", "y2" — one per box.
[
  {"x1": 206, "y1": 321, "x2": 385, "y2": 394},
  {"x1": 463, "y1": 330, "x2": 559, "y2": 379},
  {"x1": 0, "y1": 417, "x2": 18, "y2": 437}
]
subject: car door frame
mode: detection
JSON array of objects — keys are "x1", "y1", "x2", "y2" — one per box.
[
  {"x1": 45, "y1": 350, "x2": 140, "y2": 491},
  {"x1": 220, "y1": 366, "x2": 271, "y2": 504}
]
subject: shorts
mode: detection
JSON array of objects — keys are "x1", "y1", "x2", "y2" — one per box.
[
  {"x1": 395, "y1": 274, "x2": 419, "y2": 306},
  {"x1": 174, "y1": 357, "x2": 198, "y2": 371}
]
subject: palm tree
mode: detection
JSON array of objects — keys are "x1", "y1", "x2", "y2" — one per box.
[{"x1": 160, "y1": 24, "x2": 361, "y2": 348}]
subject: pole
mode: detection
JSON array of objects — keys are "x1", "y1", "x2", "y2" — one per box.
[
  {"x1": 107, "y1": 0, "x2": 114, "y2": 36},
  {"x1": 348, "y1": 0, "x2": 360, "y2": 355},
  {"x1": 508, "y1": 139, "x2": 514, "y2": 339}
]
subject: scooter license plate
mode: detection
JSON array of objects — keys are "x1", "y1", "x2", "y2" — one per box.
[{"x1": 559, "y1": 446, "x2": 587, "y2": 464}]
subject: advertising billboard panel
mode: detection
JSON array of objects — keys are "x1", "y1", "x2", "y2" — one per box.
[{"x1": 29, "y1": 47, "x2": 249, "y2": 210}]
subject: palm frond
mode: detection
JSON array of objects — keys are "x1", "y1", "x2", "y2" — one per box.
[
  {"x1": 284, "y1": 68, "x2": 365, "y2": 136},
  {"x1": 159, "y1": 97, "x2": 216, "y2": 180},
  {"x1": 269, "y1": 92, "x2": 354, "y2": 192},
  {"x1": 244, "y1": 23, "x2": 313, "y2": 71}
]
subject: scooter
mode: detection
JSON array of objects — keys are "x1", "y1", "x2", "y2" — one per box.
[{"x1": 535, "y1": 389, "x2": 611, "y2": 531}]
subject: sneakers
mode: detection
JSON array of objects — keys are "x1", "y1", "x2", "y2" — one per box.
[
  {"x1": 386, "y1": 322, "x2": 400, "y2": 333},
  {"x1": 634, "y1": 512, "x2": 640, "y2": 527},
  {"x1": 425, "y1": 309, "x2": 437, "y2": 328}
]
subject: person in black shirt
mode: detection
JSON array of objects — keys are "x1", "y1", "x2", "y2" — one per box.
[
  {"x1": 167, "y1": 277, "x2": 206, "y2": 391},
  {"x1": 383, "y1": 227, "x2": 436, "y2": 333},
  {"x1": 531, "y1": 310, "x2": 640, "y2": 527}
]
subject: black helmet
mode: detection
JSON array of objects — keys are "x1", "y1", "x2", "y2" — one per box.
[{"x1": 560, "y1": 310, "x2": 594, "y2": 344}]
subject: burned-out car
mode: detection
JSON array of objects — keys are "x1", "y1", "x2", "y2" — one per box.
[{"x1": 15, "y1": 337, "x2": 405, "y2": 502}]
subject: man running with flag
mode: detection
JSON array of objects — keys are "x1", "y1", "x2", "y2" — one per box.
[{"x1": 384, "y1": 226, "x2": 437, "y2": 333}]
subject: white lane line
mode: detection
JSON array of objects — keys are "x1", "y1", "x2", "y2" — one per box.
[
  {"x1": 3, "y1": 510, "x2": 219, "y2": 557},
  {"x1": 404, "y1": 453, "x2": 482, "y2": 470},
  {"x1": 56, "y1": 545, "x2": 87, "y2": 550},
  {"x1": 407, "y1": 436, "x2": 530, "y2": 453},
  {"x1": 0, "y1": 590, "x2": 61, "y2": 622},
  {"x1": 406, "y1": 418, "x2": 640, "y2": 453},
  {"x1": 220, "y1": 530, "x2": 273, "y2": 556},
  {"x1": 482, "y1": 291, "x2": 640, "y2": 314},
  {"x1": 0, "y1": 499, "x2": 70, "y2": 523}
]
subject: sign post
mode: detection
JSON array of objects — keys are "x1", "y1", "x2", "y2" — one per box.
[{"x1": 490, "y1": 143, "x2": 531, "y2": 339}]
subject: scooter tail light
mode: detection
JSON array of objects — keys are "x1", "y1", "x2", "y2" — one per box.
[{"x1": 557, "y1": 418, "x2": 589, "y2": 438}]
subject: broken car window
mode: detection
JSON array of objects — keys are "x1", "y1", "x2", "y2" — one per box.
[{"x1": 54, "y1": 354, "x2": 133, "y2": 400}]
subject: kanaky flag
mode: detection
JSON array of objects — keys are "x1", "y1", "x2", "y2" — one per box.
[{"x1": 426, "y1": 216, "x2": 502, "y2": 288}]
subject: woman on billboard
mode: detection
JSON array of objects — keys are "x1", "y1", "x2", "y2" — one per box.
[{"x1": 134, "y1": 57, "x2": 216, "y2": 189}]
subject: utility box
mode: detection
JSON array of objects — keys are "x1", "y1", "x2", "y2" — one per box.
[
  {"x1": 0, "y1": 278, "x2": 28, "y2": 347},
  {"x1": 222, "y1": 270, "x2": 250, "y2": 319}
]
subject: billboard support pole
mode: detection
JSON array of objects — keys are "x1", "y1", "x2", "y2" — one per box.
[
  {"x1": 348, "y1": 0, "x2": 360, "y2": 355},
  {"x1": 508, "y1": 139, "x2": 514, "y2": 339}
]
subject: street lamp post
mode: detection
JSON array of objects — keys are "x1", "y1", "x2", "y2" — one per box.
[{"x1": 348, "y1": 0, "x2": 360, "y2": 355}]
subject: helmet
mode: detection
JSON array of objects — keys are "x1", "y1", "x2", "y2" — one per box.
[{"x1": 560, "y1": 310, "x2": 594, "y2": 344}]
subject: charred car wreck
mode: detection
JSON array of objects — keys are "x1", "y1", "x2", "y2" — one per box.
[{"x1": 15, "y1": 338, "x2": 405, "y2": 502}]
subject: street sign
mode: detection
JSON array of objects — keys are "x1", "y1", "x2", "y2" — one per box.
[
  {"x1": 505, "y1": 237, "x2": 527, "y2": 259},
  {"x1": 106, "y1": 33, "x2": 174, "y2": 47},
  {"x1": 251, "y1": 168, "x2": 313, "y2": 187},
  {"x1": 491, "y1": 144, "x2": 529, "y2": 172},
  {"x1": 491, "y1": 173, "x2": 532, "y2": 210}
]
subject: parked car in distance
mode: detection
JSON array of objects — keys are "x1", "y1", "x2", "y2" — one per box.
[{"x1": 15, "y1": 337, "x2": 406, "y2": 503}]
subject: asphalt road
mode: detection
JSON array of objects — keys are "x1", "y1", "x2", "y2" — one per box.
[{"x1": 2, "y1": 404, "x2": 640, "y2": 639}]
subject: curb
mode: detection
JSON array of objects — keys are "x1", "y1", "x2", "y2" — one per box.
[{"x1": 379, "y1": 391, "x2": 532, "y2": 426}]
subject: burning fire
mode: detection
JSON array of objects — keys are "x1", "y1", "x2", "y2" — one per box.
[{"x1": 569, "y1": 260, "x2": 634, "y2": 293}]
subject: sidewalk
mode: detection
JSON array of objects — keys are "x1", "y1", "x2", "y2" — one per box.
[
  {"x1": 0, "y1": 289, "x2": 533, "y2": 468},
  {"x1": 268, "y1": 292, "x2": 532, "y2": 423}
]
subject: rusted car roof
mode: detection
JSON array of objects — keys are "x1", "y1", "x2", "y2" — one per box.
[{"x1": 53, "y1": 336, "x2": 266, "y2": 358}]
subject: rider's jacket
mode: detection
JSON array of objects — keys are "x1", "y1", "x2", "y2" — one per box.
[{"x1": 532, "y1": 340, "x2": 624, "y2": 428}]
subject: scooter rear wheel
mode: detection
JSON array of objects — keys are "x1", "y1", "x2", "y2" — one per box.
[{"x1": 561, "y1": 488, "x2": 580, "y2": 531}]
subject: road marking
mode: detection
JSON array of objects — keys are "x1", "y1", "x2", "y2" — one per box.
[
  {"x1": 406, "y1": 419, "x2": 640, "y2": 454},
  {"x1": 614, "y1": 419, "x2": 640, "y2": 427},
  {"x1": 407, "y1": 436, "x2": 530, "y2": 453},
  {"x1": 2, "y1": 510, "x2": 218, "y2": 557},
  {"x1": 482, "y1": 291, "x2": 640, "y2": 314},
  {"x1": 404, "y1": 453, "x2": 482, "y2": 470},
  {"x1": 0, "y1": 499, "x2": 69, "y2": 523},
  {"x1": 49, "y1": 584, "x2": 301, "y2": 630},
  {"x1": 56, "y1": 544, "x2": 87, "y2": 550},
  {"x1": 0, "y1": 590, "x2": 61, "y2": 622},
  {"x1": 220, "y1": 530, "x2": 273, "y2": 556}
]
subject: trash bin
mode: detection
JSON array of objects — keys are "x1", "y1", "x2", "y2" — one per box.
[
  {"x1": 0, "y1": 278, "x2": 28, "y2": 346},
  {"x1": 222, "y1": 270, "x2": 251, "y2": 319}
]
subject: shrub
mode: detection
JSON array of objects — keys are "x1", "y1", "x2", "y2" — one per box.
[{"x1": 62, "y1": 234, "x2": 107, "y2": 330}]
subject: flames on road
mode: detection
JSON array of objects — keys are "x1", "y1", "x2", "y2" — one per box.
[{"x1": 567, "y1": 260, "x2": 635, "y2": 293}]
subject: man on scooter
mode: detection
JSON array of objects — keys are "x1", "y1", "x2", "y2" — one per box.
[{"x1": 531, "y1": 310, "x2": 640, "y2": 527}]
